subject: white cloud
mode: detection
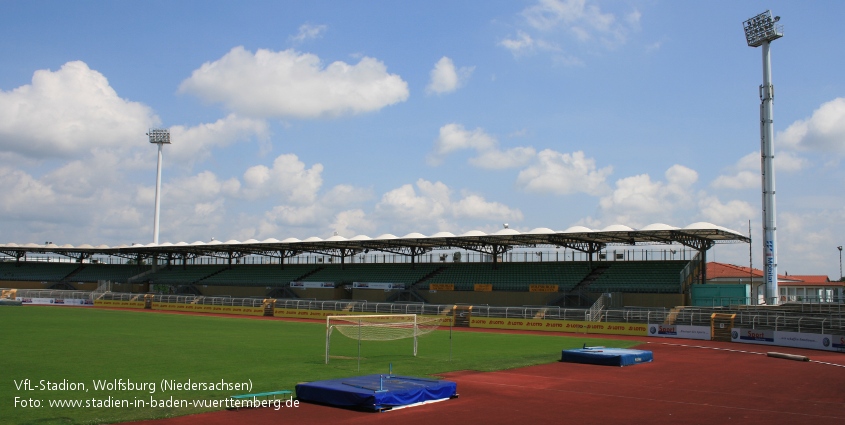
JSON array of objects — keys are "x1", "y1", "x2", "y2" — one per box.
[
  {"x1": 452, "y1": 194, "x2": 524, "y2": 222},
  {"x1": 499, "y1": 31, "x2": 536, "y2": 55},
  {"x1": 0, "y1": 164, "x2": 150, "y2": 244},
  {"x1": 626, "y1": 9, "x2": 642, "y2": 27},
  {"x1": 253, "y1": 183, "x2": 374, "y2": 239},
  {"x1": 377, "y1": 180, "x2": 449, "y2": 221},
  {"x1": 430, "y1": 123, "x2": 496, "y2": 160},
  {"x1": 776, "y1": 151, "x2": 811, "y2": 172},
  {"x1": 0, "y1": 166, "x2": 59, "y2": 221},
  {"x1": 263, "y1": 204, "x2": 322, "y2": 227},
  {"x1": 599, "y1": 174, "x2": 660, "y2": 215},
  {"x1": 0, "y1": 61, "x2": 158, "y2": 159},
  {"x1": 0, "y1": 61, "x2": 269, "y2": 243},
  {"x1": 329, "y1": 209, "x2": 376, "y2": 237},
  {"x1": 516, "y1": 149, "x2": 611, "y2": 196},
  {"x1": 426, "y1": 57, "x2": 474, "y2": 95},
  {"x1": 164, "y1": 171, "x2": 240, "y2": 207},
  {"x1": 134, "y1": 170, "x2": 242, "y2": 242},
  {"x1": 697, "y1": 196, "x2": 755, "y2": 228},
  {"x1": 502, "y1": 0, "x2": 639, "y2": 61},
  {"x1": 429, "y1": 123, "x2": 535, "y2": 169},
  {"x1": 665, "y1": 163, "x2": 698, "y2": 189},
  {"x1": 43, "y1": 151, "x2": 123, "y2": 197},
  {"x1": 777, "y1": 98, "x2": 845, "y2": 155},
  {"x1": 375, "y1": 179, "x2": 522, "y2": 231},
  {"x1": 499, "y1": 30, "x2": 560, "y2": 57},
  {"x1": 223, "y1": 165, "x2": 373, "y2": 240},
  {"x1": 240, "y1": 153, "x2": 323, "y2": 204},
  {"x1": 469, "y1": 146, "x2": 537, "y2": 169},
  {"x1": 522, "y1": 0, "x2": 632, "y2": 47},
  {"x1": 192, "y1": 199, "x2": 226, "y2": 221},
  {"x1": 550, "y1": 54, "x2": 586, "y2": 67},
  {"x1": 712, "y1": 171, "x2": 758, "y2": 190},
  {"x1": 712, "y1": 151, "x2": 809, "y2": 190},
  {"x1": 597, "y1": 164, "x2": 697, "y2": 226},
  {"x1": 179, "y1": 46, "x2": 409, "y2": 119},
  {"x1": 777, "y1": 209, "x2": 845, "y2": 276},
  {"x1": 157, "y1": 153, "x2": 377, "y2": 241},
  {"x1": 290, "y1": 23, "x2": 327, "y2": 43},
  {"x1": 322, "y1": 184, "x2": 374, "y2": 207},
  {"x1": 716, "y1": 207, "x2": 845, "y2": 278},
  {"x1": 169, "y1": 114, "x2": 269, "y2": 165},
  {"x1": 524, "y1": 0, "x2": 611, "y2": 32}
]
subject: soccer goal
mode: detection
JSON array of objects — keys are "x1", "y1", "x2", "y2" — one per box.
[{"x1": 325, "y1": 314, "x2": 442, "y2": 364}]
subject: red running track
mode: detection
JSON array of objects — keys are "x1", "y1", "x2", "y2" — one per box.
[{"x1": 128, "y1": 337, "x2": 845, "y2": 425}]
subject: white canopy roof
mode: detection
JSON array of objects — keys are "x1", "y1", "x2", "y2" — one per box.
[{"x1": 0, "y1": 222, "x2": 748, "y2": 261}]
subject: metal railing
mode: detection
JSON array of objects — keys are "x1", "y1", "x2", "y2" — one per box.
[
  {"x1": 6, "y1": 289, "x2": 94, "y2": 300},
  {"x1": 3, "y1": 247, "x2": 695, "y2": 266},
  {"x1": 7, "y1": 288, "x2": 845, "y2": 335}
]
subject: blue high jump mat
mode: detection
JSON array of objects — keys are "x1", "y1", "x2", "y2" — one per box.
[
  {"x1": 561, "y1": 346, "x2": 653, "y2": 367},
  {"x1": 295, "y1": 374, "x2": 457, "y2": 411}
]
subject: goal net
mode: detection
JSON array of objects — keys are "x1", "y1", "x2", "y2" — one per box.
[{"x1": 325, "y1": 314, "x2": 441, "y2": 364}]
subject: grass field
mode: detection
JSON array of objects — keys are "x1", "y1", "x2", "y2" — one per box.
[{"x1": 3, "y1": 306, "x2": 640, "y2": 424}]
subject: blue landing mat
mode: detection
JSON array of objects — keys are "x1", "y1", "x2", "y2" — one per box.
[
  {"x1": 295, "y1": 375, "x2": 457, "y2": 411},
  {"x1": 561, "y1": 347, "x2": 653, "y2": 366}
]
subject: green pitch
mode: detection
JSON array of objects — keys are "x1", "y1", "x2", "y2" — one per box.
[{"x1": 3, "y1": 306, "x2": 640, "y2": 424}]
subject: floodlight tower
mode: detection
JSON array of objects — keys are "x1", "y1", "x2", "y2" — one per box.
[
  {"x1": 743, "y1": 11, "x2": 783, "y2": 304},
  {"x1": 147, "y1": 129, "x2": 171, "y2": 245}
]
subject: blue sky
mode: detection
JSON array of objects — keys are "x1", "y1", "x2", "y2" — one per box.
[{"x1": 0, "y1": 1, "x2": 843, "y2": 278}]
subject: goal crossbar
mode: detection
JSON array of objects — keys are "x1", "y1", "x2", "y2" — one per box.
[{"x1": 325, "y1": 314, "x2": 441, "y2": 364}]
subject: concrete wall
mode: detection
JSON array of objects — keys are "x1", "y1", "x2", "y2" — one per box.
[
  {"x1": 615, "y1": 293, "x2": 685, "y2": 309},
  {"x1": 290, "y1": 287, "x2": 349, "y2": 300},
  {"x1": 0, "y1": 279, "x2": 686, "y2": 309},
  {"x1": 0, "y1": 281, "x2": 51, "y2": 289},
  {"x1": 198, "y1": 285, "x2": 268, "y2": 298},
  {"x1": 350, "y1": 289, "x2": 401, "y2": 302},
  {"x1": 423, "y1": 290, "x2": 558, "y2": 306},
  {"x1": 72, "y1": 282, "x2": 99, "y2": 291},
  {"x1": 0, "y1": 281, "x2": 102, "y2": 291},
  {"x1": 111, "y1": 283, "x2": 150, "y2": 293}
]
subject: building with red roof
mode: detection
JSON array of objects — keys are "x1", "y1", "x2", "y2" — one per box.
[{"x1": 705, "y1": 262, "x2": 843, "y2": 303}]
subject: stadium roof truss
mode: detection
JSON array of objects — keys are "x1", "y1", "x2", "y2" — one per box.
[{"x1": 0, "y1": 222, "x2": 748, "y2": 265}]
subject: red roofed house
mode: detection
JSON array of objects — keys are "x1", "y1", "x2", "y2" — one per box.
[{"x1": 706, "y1": 262, "x2": 843, "y2": 304}]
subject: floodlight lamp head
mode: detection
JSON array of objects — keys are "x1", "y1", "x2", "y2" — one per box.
[
  {"x1": 743, "y1": 10, "x2": 783, "y2": 47},
  {"x1": 147, "y1": 128, "x2": 171, "y2": 144}
]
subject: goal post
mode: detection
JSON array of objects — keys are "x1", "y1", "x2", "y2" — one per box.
[{"x1": 325, "y1": 314, "x2": 441, "y2": 364}]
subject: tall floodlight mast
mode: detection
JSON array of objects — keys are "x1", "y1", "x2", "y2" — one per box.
[
  {"x1": 147, "y1": 129, "x2": 171, "y2": 245},
  {"x1": 743, "y1": 11, "x2": 783, "y2": 304}
]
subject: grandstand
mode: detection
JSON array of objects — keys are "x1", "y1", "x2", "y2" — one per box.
[
  {"x1": 201, "y1": 264, "x2": 320, "y2": 287},
  {"x1": 587, "y1": 261, "x2": 688, "y2": 294},
  {"x1": 70, "y1": 263, "x2": 152, "y2": 283},
  {"x1": 3, "y1": 221, "x2": 843, "y2": 357},
  {"x1": 302, "y1": 263, "x2": 442, "y2": 286},
  {"x1": 422, "y1": 261, "x2": 592, "y2": 291},
  {"x1": 0, "y1": 257, "x2": 693, "y2": 307},
  {"x1": 0, "y1": 222, "x2": 757, "y2": 307},
  {"x1": 0, "y1": 261, "x2": 79, "y2": 282}
]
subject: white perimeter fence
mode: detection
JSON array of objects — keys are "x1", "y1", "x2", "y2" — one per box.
[{"x1": 6, "y1": 288, "x2": 845, "y2": 335}]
